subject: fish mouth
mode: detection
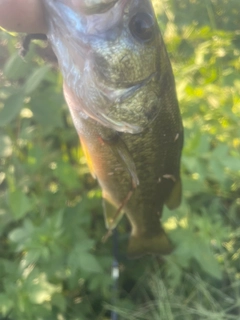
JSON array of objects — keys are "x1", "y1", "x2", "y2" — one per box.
[
  {"x1": 45, "y1": 0, "x2": 130, "y2": 59},
  {"x1": 78, "y1": 0, "x2": 127, "y2": 15},
  {"x1": 84, "y1": 0, "x2": 129, "y2": 36},
  {"x1": 50, "y1": 0, "x2": 129, "y2": 36}
]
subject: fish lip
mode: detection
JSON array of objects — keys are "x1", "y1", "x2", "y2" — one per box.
[
  {"x1": 84, "y1": 0, "x2": 129, "y2": 36},
  {"x1": 45, "y1": 0, "x2": 130, "y2": 53},
  {"x1": 51, "y1": 0, "x2": 129, "y2": 36},
  {"x1": 64, "y1": 0, "x2": 128, "y2": 15}
]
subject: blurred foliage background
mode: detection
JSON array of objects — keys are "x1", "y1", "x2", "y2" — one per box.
[{"x1": 0, "y1": 0, "x2": 240, "y2": 319}]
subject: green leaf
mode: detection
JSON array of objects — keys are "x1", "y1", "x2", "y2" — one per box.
[
  {"x1": 76, "y1": 239, "x2": 95, "y2": 252},
  {"x1": 8, "y1": 227, "x2": 28, "y2": 243},
  {"x1": 79, "y1": 253, "x2": 102, "y2": 273},
  {"x1": 28, "y1": 273, "x2": 61, "y2": 304},
  {"x1": 30, "y1": 91, "x2": 64, "y2": 128},
  {"x1": 222, "y1": 156, "x2": 240, "y2": 172},
  {"x1": 0, "y1": 294, "x2": 14, "y2": 315},
  {"x1": 24, "y1": 250, "x2": 42, "y2": 264},
  {"x1": 8, "y1": 190, "x2": 32, "y2": 220},
  {"x1": 51, "y1": 293, "x2": 67, "y2": 312},
  {"x1": 0, "y1": 91, "x2": 24, "y2": 126},
  {"x1": 0, "y1": 134, "x2": 12, "y2": 157},
  {"x1": 193, "y1": 241, "x2": 222, "y2": 280},
  {"x1": 54, "y1": 161, "x2": 81, "y2": 189},
  {"x1": 68, "y1": 242, "x2": 101, "y2": 274},
  {"x1": 24, "y1": 65, "x2": 50, "y2": 94},
  {"x1": 3, "y1": 52, "x2": 30, "y2": 80}
]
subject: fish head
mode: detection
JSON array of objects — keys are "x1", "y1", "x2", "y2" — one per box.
[{"x1": 44, "y1": 0, "x2": 169, "y2": 133}]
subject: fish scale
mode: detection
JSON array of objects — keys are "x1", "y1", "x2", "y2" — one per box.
[{"x1": 43, "y1": 0, "x2": 183, "y2": 257}]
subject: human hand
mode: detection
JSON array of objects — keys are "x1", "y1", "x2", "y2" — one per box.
[{"x1": 0, "y1": 0, "x2": 46, "y2": 33}]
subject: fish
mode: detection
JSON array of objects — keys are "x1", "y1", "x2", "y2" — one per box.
[{"x1": 43, "y1": 0, "x2": 184, "y2": 258}]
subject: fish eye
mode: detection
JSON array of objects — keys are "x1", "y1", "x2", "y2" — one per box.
[{"x1": 129, "y1": 12, "x2": 155, "y2": 42}]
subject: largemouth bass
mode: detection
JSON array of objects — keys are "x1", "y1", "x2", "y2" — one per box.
[{"x1": 43, "y1": 0, "x2": 183, "y2": 258}]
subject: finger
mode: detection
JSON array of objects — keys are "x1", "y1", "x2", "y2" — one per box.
[{"x1": 0, "y1": 0, "x2": 47, "y2": 33}]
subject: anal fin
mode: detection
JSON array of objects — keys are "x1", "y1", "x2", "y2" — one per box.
[{"x1": 102, "y1": 196, "x2": 124, "y2": 230}]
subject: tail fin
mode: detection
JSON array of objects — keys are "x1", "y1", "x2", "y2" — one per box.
[{"x1": 127, "y1": 230, "x2": 173, "y2": 259}]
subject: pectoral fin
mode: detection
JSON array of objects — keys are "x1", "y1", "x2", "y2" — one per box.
[
  {"x1": 99, "y1": 130, "x2": 139, "y2": 188},
  {"x1": 165, "y1": 178, "x2": 182, "y2": 210}
]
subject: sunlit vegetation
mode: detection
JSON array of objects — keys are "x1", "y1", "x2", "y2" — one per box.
[{"x1": 0, "y1": 0, "x2": 240, "y2": 319}]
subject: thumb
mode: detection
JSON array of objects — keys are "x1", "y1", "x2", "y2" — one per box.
[{"x1": 0, "y1": 0, "x2": 47, "y2": 33}]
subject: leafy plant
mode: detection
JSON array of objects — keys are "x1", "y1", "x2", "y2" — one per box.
[{"x1": 0, "y1": 0, "x2": 240, "y2": 319}]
